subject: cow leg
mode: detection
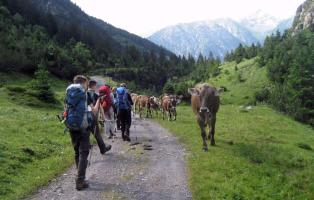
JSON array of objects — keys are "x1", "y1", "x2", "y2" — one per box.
[
  {"x1": 133, "y1": 105, "x2": 136, "y2": 116},
  {"x1": 139, "y1": 107, "x2": 142, "y2": 118},
  {"x1": 168, "y1": 111, "x2": 171, "y2": 121},
  {"x1": 197, "y1": 116, "x2": 208, "y2": 151},
  {"x1": 209, "y1": 115, "x2": 216, "y2": 145},
  {"x1": 162, "y1": 109, "x2": 165, "y2": 120},
  {"x1": 147, "y1": 108, "x2": 152, "y2": 118}
]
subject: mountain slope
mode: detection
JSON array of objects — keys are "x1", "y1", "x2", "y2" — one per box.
[
  {"x1": 269, "y1": 17, "x2": 294, "y2": 34},
  {"x1": 1, "y1": 0, "x2": 187, "y2": 92},
  {"x1": 5, "y1": 0, "x2": 174, "y2": 57},
  {"x1": 148, "y1": 11, "x2": 292, "y2": 59},
  {"x1": 148, "y1": 19, "x2": 259, "y2": 59},
  {"x1": 239, "y1": 10, "x2": 282, "y2": 40},
  {"x1": 292, "y1": 0, "x2": 314, "y2": 34}
]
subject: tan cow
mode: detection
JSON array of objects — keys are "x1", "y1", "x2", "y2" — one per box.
[
  {"x1": 188, "y1": 83, "x2": 221, "y2": 151},
  {"x1": 138, "y1": 95, "x2": 151, "y2": 118},
  {"x1": 161, "y1": 95, "x2": 181, "y2": 121},
  {"x1": 131, "y1": 93, "x2": 139, "y2": 115}
]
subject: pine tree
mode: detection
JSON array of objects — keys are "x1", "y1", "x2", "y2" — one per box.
[
  {"x1": 286, "y1": 30, "x2": 314, "y2": 125},
  {"x1": 30, "y1": 61, "x2": 55, "y2": 103}
]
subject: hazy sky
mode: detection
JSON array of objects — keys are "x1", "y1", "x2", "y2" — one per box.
[{"x1": 71, "y1": 0, "x2": 305, "y2": 36}]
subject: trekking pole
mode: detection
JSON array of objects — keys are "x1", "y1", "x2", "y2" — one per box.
[{"x1": 88, "y1": 144, "x2": 93, "y2": 167}]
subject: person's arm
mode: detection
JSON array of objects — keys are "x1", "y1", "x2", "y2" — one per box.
[
  {"x1": 91, "y1": 98, "x2": 102, "y2": 115},
  {"x1": 127, "y1": 94, "x2": 134, "y2": 105}
]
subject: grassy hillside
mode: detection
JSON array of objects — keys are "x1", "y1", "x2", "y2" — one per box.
[
  {"x1": 157, "y1": 105, "x2": 314, "y2": 200},
  {"x1": 0, "y1": 73, "x2": 73, "y2": 200},
  {"x1": 156, "y1": 58, "x2": 314, "y2": 199},
  {"x1": 208, "y1": 58, "x2": 269, "y2": 105}
]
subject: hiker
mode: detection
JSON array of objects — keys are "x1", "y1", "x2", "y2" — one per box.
[
  {"x1": 116, "y1": 83, "x2": 133, "y2": 141},
  {"x1": 87, "y1": 80, "x2": 112, "y2": 154},
  {"x1": 99, "y1": 85, "x2": 116, "y2": 139},
  {"x1": 64, "y1": 75, "x2": 101, "y2": 190},
  {"x1": 111, "y1": 87, "x2": 119, "y2": 132},
  {"x1": 121, "y1": 83, "x2": 133, "y2": 129}
]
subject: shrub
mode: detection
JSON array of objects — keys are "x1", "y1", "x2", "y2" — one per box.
[
  {"x1": 174, "y1": 82, "x2": 191, "y2": 100},
  {"x1": 0, "y1": 79, "x2": 5, "y2": 88},
  {"x1": 29, "y1": 62, "x2": 55, "y2": 103},
  {"x1": 297, "y1": 143, "x2": 312, "y2": 151},
  {"x1": 255, "y1": 87, "x2": 270, "y2": 102},
  {"x1": 6, "y1": 86, "x2": 26, "y2": 93},
  {"x1": 163, "y1": 81, "x2": 175, "y2": 94},
  {"x1": 237, "y1": 73, "x2": 246, "y2": 82},
  {"x1": 220, "y1": 86, "x2": 228, "y2": 92}
]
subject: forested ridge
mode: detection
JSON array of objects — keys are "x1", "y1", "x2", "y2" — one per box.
[{"x1": 0, "y1": 0, "x2": 200, "y2": 92}]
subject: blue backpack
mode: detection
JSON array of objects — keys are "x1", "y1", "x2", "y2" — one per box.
[
  {"x1": 116, "y1": 87, "x2": 130, "y2": 110},
  {"x1": 65, "y1": 84, "x2": 89, "y2": 130}
]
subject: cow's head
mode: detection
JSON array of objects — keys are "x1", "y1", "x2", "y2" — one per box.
[
  {"x1": 175, "y1": 95, "x2": 183, "y2": 105},
  {"x1": 169, "y1": 95, "x2": 177, "y2": 108},
  {"x1": 189, "y1": 86, "x2": 221, "y2": 114},
  {"x1": 188, "y1": 88, "x2": 199, "y2": 96}
]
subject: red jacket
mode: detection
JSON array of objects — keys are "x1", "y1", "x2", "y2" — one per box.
[{"x1": 99, "y1": 86, "x2": 112, "y2": 111}]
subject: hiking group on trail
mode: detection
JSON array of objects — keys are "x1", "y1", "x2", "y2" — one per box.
[
  {"x1": 62, "y1": 74, "x2": 186, "y2": 191},
  {"x1": 63, "y1": 75, "x2": 133, "y2": 190},
  {"x1": 62, "y1": 75, "x2": 220, "y2": 190}
]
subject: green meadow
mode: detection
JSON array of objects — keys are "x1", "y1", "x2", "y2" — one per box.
[
  {"x1": 0, "y1": 73, "x2": 73, "y2": 200},
  {"x1": 156, "y1": 59, "x2": 314, "y2": 199}
]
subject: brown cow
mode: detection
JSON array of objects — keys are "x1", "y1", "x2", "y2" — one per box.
[
  {"x1": 149, "y1": 96, "x2": 161, "y2": 117},
  {"x1": 188, "y1": 83, "x2": 221, "y2": 151},
  {"x1": 131, "y1": 93, "x2": 139, "y2": 115},
  {"x1": 161, "y1": 95, "x2": 181, "y2": 121},
  {"x1": 138, "y1": 95, "x2": 152, "y2": 118}
]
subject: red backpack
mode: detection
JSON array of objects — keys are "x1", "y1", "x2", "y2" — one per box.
[{"x1": 99, "y1": 86, "x2": 112, "y2": 112}]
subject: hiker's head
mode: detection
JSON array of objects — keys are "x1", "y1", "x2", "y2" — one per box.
[
  {"x1": 112, "y1": 87, "x2": 117, "y2": 92},
  {"x1": 88, "y1": 80, "x2": 97, "y2": 90},
  {"x1": 120, "y1": 83, "x2": 127, "y2": 88},
  {"x1": 73, "y1": 75, "x2": 88, "y2": 90}
]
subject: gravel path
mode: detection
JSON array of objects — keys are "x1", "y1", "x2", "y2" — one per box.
[{"x1": 26, "y1": 115, "x2": 192, "y2": 200}]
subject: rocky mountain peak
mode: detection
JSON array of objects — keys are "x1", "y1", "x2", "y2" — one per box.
[{"x1": 292, "y1": 0, "x2": 314, "y2": 34}]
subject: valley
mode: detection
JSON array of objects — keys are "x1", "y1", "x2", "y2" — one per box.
[{"x1": 0, "y1": 0, "x2": 313, "y2": 199}]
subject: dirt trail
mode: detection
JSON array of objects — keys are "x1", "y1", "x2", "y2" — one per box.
[{"x1": 27, "y1": 115, "x2": 192, "y2": 200}]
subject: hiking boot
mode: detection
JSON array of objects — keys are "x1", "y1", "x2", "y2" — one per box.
[
  {"x1": 100, "y1": 144, "x2": 112, "y2": 154},
  {"x1": 125, "y1": 130, "x2": 131, "y2": 142},
  {"x1": 108, "y1": 132, "x2": 116, "y2": 139},
  {"x1": 125, "y1": 136, "x2": 131, "y2": 142},
  {"x1": 76, "y1": 179, "x2": 89, "y2": 191},
  {"x1": 122, "y1": 132, "x2": 126, "y2": 141},
  {"x1": 104, "y1": 145, "x2": 112, "y2": 153}
]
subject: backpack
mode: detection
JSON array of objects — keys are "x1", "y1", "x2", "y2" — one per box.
[
  {"x1": 65, "y1": 84, "x2": 91, "y2": 131},
  {"x1": 87, "y1": 90, "x2": 98, "y2": 105},
  {"x1": 116, "y1": 87, "x2": 130, "y2": 110},
  {"x1": 99, "y1": 86, "x2": 112, "y2": 112}
]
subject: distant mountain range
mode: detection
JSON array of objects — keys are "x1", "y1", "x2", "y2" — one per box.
[{"x1": 148, "y1": 11, "x2": 293, "y2": 59}]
